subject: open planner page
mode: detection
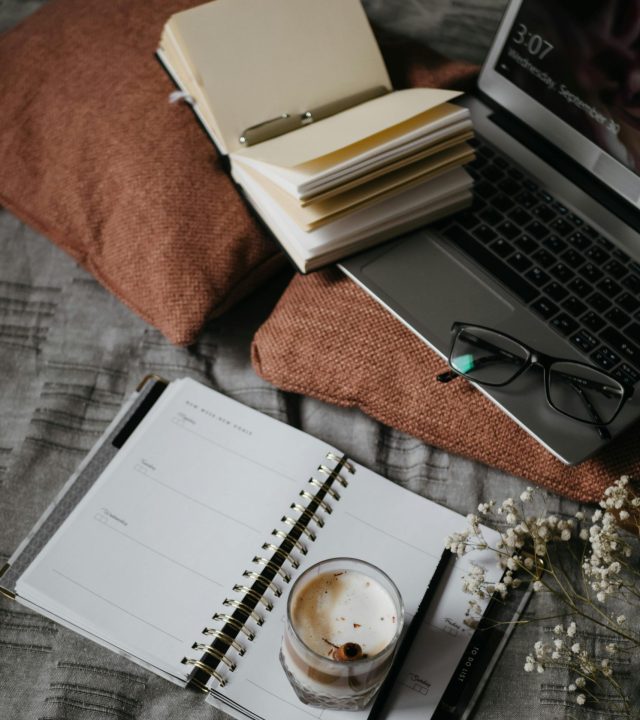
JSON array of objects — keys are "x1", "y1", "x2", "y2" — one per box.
[
  {"x1": 15, "y1": 378, "x2": 344, "y2": 682},
  {"x1": 210, "y1": 444, "x2": 502, "y2": 720}
]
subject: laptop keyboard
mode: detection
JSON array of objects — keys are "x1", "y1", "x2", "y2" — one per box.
[{"x1": 436, "y1": 138, "x2": 640, "y2": 389}]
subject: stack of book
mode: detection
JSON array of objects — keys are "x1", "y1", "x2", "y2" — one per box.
[{"x1": 158, "y1": 0, "x2": 474, "y2": 272}]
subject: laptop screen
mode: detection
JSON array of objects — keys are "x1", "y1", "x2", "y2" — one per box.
[{"x1": 494, "y1": 1, "x2": 640, "y2": 178}]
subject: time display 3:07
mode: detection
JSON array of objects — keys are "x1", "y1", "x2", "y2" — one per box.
[{"x1": 513, "y1": 23, "x2": 554, "y2": 58}]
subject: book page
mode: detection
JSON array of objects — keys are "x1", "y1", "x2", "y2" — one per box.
[
  {"x1": 16, "y1": 379, "x2": 342, "y2": 681},
  {"x1": 168, "y1": 0, "x2": 391, "y2": 154},
  {"x1": 214, "y1": 458, "x2": 502, "y2": 720},
  {"x1": 233, "y1": 88, "x2": 461, "y2": 169}
]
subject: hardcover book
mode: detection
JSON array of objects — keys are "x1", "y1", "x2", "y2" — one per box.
[{"x1": 157, "y1": 0, "x2": 474, "y2": 271}]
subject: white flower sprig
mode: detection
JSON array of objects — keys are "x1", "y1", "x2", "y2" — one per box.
[{"x1": 445, "y1": 475, "x2": 640, "y2": 718}]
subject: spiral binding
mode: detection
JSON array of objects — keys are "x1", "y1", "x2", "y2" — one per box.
[{"x1": 183, "y1": 451, "x2": 355, "y2": 693}]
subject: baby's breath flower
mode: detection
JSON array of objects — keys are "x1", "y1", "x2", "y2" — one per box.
[
  {"x1": 575, "y1": 676, "x2": 586, "y2": 688},
  {"x1": 561, "y1": 528, "x2": 571, "y2": 541},
  {"x1": 520, "y1": 488, "x2": 533, "y2": 502},
  {"x1": 576, "y1": 694, "x2": 586, "y2": 706},
  {"x1": 571, "y1": 642, "x2": 581, "y2": 654},
  {"x1": 616, "y1": 614, "x2": 626, "y2": 625},
  {"x1": 567, "y1": 622, "x2": 577, "y2": 637},
  {"x1": 532, "y1": 580, "x2": 543, "y2": 592}
]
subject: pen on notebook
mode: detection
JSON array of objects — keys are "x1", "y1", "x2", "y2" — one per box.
[
  {"x1": 368, "y1": 549, "x2": 454, "y2": 720},
  {"x1": 238, "y1": 85, "x2": 388, "y2": 146}
]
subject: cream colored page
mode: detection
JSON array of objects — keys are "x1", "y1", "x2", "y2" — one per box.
[
  {"x1": 233, "y1": 88, "x2": 461, "y2": 167},
  {"x1": 215, "y1": 459, "x2": 502, "y2": 720},
  {"x1": 169, "y1": 0, "x2": 390, "y2": 154},
  {"x1": 16, "y1": 379, "x2": 341, "y2": 681},
  {"x1": 240, "y1": 145, "x2": 473, "y2": 229},
  {"x1": 232, "y1": 163, "x2": 471, "y2": 258}
]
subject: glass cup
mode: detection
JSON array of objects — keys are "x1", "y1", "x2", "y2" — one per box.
[{"x1": 279, "y1": 557, "x2": 404, "y2": 710}]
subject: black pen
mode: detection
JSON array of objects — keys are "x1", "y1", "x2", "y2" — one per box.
[{"x1": 368, "y1": 549, "x2": 454, "y2": 720}]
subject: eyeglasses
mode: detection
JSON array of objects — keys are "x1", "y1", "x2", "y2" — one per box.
[{"x1": 436, "y1": 323, "x2": 634, "y2": 440}]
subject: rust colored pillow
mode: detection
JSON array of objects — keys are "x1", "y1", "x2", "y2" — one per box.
[
  {"x1": 0, "y1": 0, "x2": 286, "y2": 345},
  {"x1": 252, "y1": 270, "x2": 640, "y2": 504},
  {"x1": 0, "y1": 0, "x2": 479, "y2": 345}
]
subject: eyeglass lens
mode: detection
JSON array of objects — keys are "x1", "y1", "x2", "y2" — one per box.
[
  {"x1": 547, "y1": 361, "x2": 624, "y2": 425},
  {"x1": 450, "y1": 326, "x2": 625, "y2": 425},
  {"x1": 450, "y1": 327, "x2": 529, "y2": 386}
]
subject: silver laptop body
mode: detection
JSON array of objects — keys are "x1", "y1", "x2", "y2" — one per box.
[{"x1": 340, "y1": 0, "x2": 640, "y2": 464}]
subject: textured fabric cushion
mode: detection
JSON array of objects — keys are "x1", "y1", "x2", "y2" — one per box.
[
  {"x1": 252, "y1": 270, "x2": 640, "y2": 503},
  {"x1": 0, "y1": 0, "x2": 286, "y2": 345}
]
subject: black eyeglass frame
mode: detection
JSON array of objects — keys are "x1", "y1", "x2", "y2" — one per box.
[{"x1": 440, "y1": 322, "x2": 634, "y2": 429}]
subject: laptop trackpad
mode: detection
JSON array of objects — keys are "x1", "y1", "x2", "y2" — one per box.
[{"x1": 358, "y1": 234, "x2": 515, "y2": 352}]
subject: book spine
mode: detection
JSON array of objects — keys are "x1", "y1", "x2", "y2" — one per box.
[{"x1": 182, "y1": 451, "x2": 356, "y2": 692}]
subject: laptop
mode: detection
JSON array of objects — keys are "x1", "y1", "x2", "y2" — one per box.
[{"x1": 340, "y1": 0, "x2": 640, "y2": 465}]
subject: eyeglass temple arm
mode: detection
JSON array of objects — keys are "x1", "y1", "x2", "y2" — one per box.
[{"x1": 567, "y1": 382, "x2": 611, "y2": 440}]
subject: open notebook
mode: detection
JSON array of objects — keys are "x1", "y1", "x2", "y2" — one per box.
[
  {"x1": 157, "y1": 0, "x2": 474, "y2": 272},
  {"x1": 1, "y1": 377, "x2": 503, "y2": 720}
]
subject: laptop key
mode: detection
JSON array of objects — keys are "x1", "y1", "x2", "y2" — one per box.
[
  {"x1": 531, "y1": 248, "x2": 555, "y2": 268},
  {"x1": 531, "y1": 296, "x2": 559, "y2": 319},
  {"x1": 583, "y1": 311, "x2": 606, "y2": 332},
  {"x1": 626, "y1": 323, "x2": 640, "y2": 345},
  {"x1": 550, "y1": 263, "x2": 574, "y2": 282},
  {"x1": 532, "y1": 205, "x2": 555, "y2": 223},
  {"x1": 508, "y1": 252, "x2": 532, "y2": 272},
  {"x1": 543, "y1": 235, "x2": 567, "y2": 254},
  {"x1": 580, "y1": 263, "x2": 604, "y2": 282},
  {"x1": 550, "y1": 218, "x2": 573, "y2": 235},
  {"x1": 614, "y1": 363, "x2": 640, "y2": 386},
  {"x1": 591, "y1": 346, "x2": 621, "y2": 371},
  {"x1": 525, "y1": 266, "x2": 551, "y2": 287},
  {"x1": 570, "y1": 329, "x2": 599, "y2": 353},
  {"x1": 456, "y1": 212, "x2": 480, "y2": 230},
  {"x1": 480, "y1": 207, "x2": 503, "y2": 226},
  {"x1": 476, "y1": 182, "x2": 497, "y2": 199},
  {"x1": 587, "y1": 292, "x2": 611, "y2": 312},
  {"x1": 499, "y1": 178, "x2": 520, "y2": 195},
  {"x1": 483, "y1": 165, "x2": 504, "y2": 183},
  {"x1": 600, "y1": 327, "x2": 640, "y2": 369},
  {"x1": 603, "y1": 259, "x2": 627, "y2": 279},
  {"x1": 567, "y1": 277, "x2": 591, "y2": 298},
  {"x1": 582, "y1": 223, "x2": 600, "y2": 240},
  {"x1": 563, "y1": 296, "x2": 587, "y2": 317},
  {"x1": 515, "y1": 235, "x2": 537, "y2": 254},
  {"x1": 597, "y1": 236, "x2": 615, "y2": 251},
  {"x1": 497, "y1": 221, "x2": 520, "y2": 240},
  {"x1": 623, "y1": 273, "x2": 640, "y2": 293},
  {"x1": 604, "y1": 307, "x2": 630, "y2": 329},
  {"x1": 545, "y1": 281, "x2": 569, "y2": 301},
  {"x1": 474, "y1": 224, "x2": 498, "y2": 243},
  {"x1": 551, "y1": 313, "x2": 579, "y2": 336},
  {"x1": 445, "y1": 226, "x2": 539, "y2": 304},
  {"x1": 509, "y1": 208, "x2": 533, "y2": 226},
  {"x1": 597, "y1": 277, "x2": 622, "y2": 298},
  {"x1": 585, "y1": 245, "x2": 609, "y2": 264},
  {"x1": 514, "y1": 190, "x2": 537, "y2": 209},
  {"x1": 527, "y1": 221, "x2": 549, "y2": 240},
  {"x1": 491, "y1": 238, "x2": 514, "y2": 257},
  {"x1": 566, "y1": 231, "x2": 591, "y2": 251},
  {"x1": 561, "y1": 248, "x2": 584, "y2": 267},
  {"x1": 617, "y1": 292, "x2": 640, "y2": 314},
  {"x1": 491, "y1": 194, "x2": 513, "y2": 212}
]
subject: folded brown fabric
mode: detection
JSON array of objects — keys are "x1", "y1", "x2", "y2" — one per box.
[
  {"x1": 0, "y1": 0, "x2": 285, "y2": 345},
  {"x1": 252, "y1": 270, "x2": 640, "y2": 504}
]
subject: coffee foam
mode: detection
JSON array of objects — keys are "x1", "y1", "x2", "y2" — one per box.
[{"x1": 291, "y1": 569, "x2": 397, "y2": 657}]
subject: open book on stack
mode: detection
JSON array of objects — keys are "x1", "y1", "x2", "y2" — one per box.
[{"x1": 157, "y1": 0, "x2": 474, "y2": 272}]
